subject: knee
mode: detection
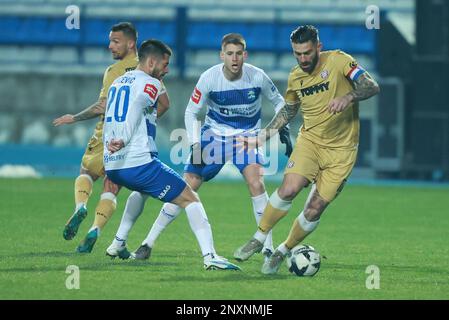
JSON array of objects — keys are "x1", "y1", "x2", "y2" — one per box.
[
  {"x1": 278, "y1": 184, "x2": 301, "y2": 201},
  {"x1": 178, "y1": 186, "x2": 200, "y2": 208}
]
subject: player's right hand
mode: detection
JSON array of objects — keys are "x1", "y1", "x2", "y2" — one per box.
[
  {"x1": 189, "y1": 143, "x2": 204, "y2": 166},
  {"x1": 236, "y1": 135, "x2": 264, "y2": 152},
  {"x1": 107, "y1": 139, "x2": 124, "y2": 154},
  {"x1": 53, "y1": 114, "x2": 75, "y2": 126}
]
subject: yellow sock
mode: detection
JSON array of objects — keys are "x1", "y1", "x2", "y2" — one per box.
[
  {"x1": 285, "y1": 219, "x2": 308, "y2": 249},
  {"x1": 285, "y1": 211, "x2": 320, "y2": 249},
  {"x1": 92, "y1": 192, "x2": 116, "y2": 230},
  {"x1": 74, "y1": 174, "x2": 93, "y2": 206},
  {"x1": 258, "y1": 203, "x2": 288, "y2": 233},
  {"x1": 258, "y1": 189, "x2": 292, "y2": 233}
]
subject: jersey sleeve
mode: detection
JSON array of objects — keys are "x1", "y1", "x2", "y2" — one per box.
[
  {"x1": 261, "y1": 70, "x2": 285, "y2": 113},
  {"x1": 336, "y1": 51, "x2": 366, "y2": 82},
  {"x1": 185, "y1": 73, "x2": 209, "y2": 145},
  {"x1": 141, "y1": 78, "x2": 162, "y2": 107},
  {"x1": 99, "y1": 65, "x2": 121, "y2": 99}
]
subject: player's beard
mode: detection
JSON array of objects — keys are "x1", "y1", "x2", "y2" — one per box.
[
  {"x1": 150, "y1": 67, "x2": 164, "y2": 80},
  {"x1": 112, "y1": 51, "x2": 123, "y2": 60},
  {"x1": 112, "y1": 47, "x2": 129, "y2": 60},
  {"x1": 299, "y1": 52, "x2": 319, "y2": 74}
]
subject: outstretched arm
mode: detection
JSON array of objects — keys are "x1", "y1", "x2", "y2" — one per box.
[
  {"x1": 236, "y1": 102, "x2": 300, "y2": 151},
  {"x1": 262, "y1": 102, "x2": 300, "y2": 141},
  {"x1": 53, "y1": 97, "x2": 107, "y2": 126},
  {"x1": 328, "y1": 72, "x2": 380, "y2": 114}
]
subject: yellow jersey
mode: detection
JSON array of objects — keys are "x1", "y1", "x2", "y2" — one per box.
[
  {"x1": 285, "y1": 50, "x2": 364, "y2": 149},
  {"x1": 93, "y1": 54, "x2": 139, "y2": 138}
]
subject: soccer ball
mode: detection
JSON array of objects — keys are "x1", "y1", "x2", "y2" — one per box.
[{"x1": 286, "y1": 244, "x2": 321, "y2": 277}]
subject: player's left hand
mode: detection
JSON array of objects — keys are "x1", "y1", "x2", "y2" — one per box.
[
  {"x1": 328, "y1": 95, "x2": 353, "y2": 114},
  {"x1": 53, "y1": 114, "x2": 75, "y2": 126},
  {"x1": 107, "y1": 139, "x2": 124, "y2": 154},
  {"x1": 278, "y1": 126, "x2": 293, "y2": 157}
]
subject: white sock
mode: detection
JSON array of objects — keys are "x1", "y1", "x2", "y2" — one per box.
[
  {"x1": 277, "y1": 243, "x2": 290, "y2": 255},
  {"x1": 185, "y1": 202, "x2": 215, "y2": 257},
  {"x1": 251, "y1": 192, "x2": 273, "y2": 249},
  {"x1": 88, "y1": 226, "x2": 100, "y2": 235},
  {"x1": 75, "y1": 202, "x2": 86, "y2": 211},
  {"x1": 143, "y1": 202, "x2": 182, "y2": 247},
  {"x1": 115, "y1": 191, "x2": 149, "y2": 241},
  {"x1": 253, "y1": 230, "x2": 268, "y2": 244}
]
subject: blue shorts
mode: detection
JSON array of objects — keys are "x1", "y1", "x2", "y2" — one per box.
[
  {"x1": 184, "y1": 130, "x2": 265, "y2": 182},
  {"x1": 106, "y1": 159, "x2": 186, "y2": 202}
]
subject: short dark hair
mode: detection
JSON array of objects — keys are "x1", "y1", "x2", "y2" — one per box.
[
  {"x1": 138, "y1": 39, "x2": 172, "y2": 62},
  {"x1": 221, "y1": 33, "x2": 246, "y2": 50},
  {"x1": 290, "y1": 25, "x2": 319, "y2": 44},
  {"x1": 111, "y1": 22, "x2": 137, "y2": 41}
]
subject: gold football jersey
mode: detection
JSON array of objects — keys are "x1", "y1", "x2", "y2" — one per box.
[{"x1": 285, "y1": 50, "x2": 365, "y2": 149}]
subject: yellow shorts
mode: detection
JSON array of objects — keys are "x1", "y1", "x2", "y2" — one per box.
[
  {"x1": 284, "y1": 135, "x2": 357, "y2": 202},
  {"x1": 81, "y1": 132, "x2": 105, "y2": 178}
]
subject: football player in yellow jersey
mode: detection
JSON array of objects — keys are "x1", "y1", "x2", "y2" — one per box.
[
  {"x1": 53, "y1": 22, "x2": 170, "y2": 253},
  {"x1": 234, "y1": 25, "x2": 380, "y2": 274}
]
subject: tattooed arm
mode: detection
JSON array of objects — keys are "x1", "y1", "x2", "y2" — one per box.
[
  {"x1": 328, "y1": 72, "x2": 380, "y2": 114},
  {"x1": 262, "y1": 102, "x2": 300, "y2": 141},
  {"x1": 53, "y1": 97, "x2": 107, "y2": 126},
  {"x1": 236, "y1": 102, "x2": 300, "y2": 151}
]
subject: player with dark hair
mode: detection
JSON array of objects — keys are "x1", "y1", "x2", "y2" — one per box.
[
  {"x1": 53, "y1": 22, "x2": 170, "y2": 253},
  {"x1": 234, "y1": 25, "x2": 380, "y2": 274},
  {"x1": 103, "y1": 39, "x2": 240, "y2": 270}
]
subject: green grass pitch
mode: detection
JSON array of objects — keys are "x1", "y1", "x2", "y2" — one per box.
[{"x1": 1, "y1": 178, "x2": 448, "y2": 300}]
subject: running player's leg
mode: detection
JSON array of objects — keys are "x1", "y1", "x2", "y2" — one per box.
[
  {"x1": 105, "y1": 159, "x2": 237, "y2": 269},
  {"x1": 234, "y1": 173, "x2": 308, "y2": 261},
  {"x1": 234, "y1": 136, "x2": 316, "y2": 261},
  {"x1": 262, "y1": 146, "x2": 357, "y2": 274},
  {"x1": 138, "y1": 173, "x2": 203, "y2": 257},
  {"x1": 241, "y1": 164, "x2": 274, "y2": 258},
  {"x1": 63, "y1": 165, "x2": 99, "y2": 241},
  {"x1": 136, "y1": 138, "x2": 224, "y2": 258},
  {"x1": 262, "y1": 184, "x2": 327, "y2": 274},
  {"x1": 170, "y1": 185, "x2": 240, "y2": 270},
  {"x1": 77, "y1": 176, "x2": 121, "y2": 253}
]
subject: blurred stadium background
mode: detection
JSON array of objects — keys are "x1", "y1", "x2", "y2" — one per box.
[{"x1": 0, "y1": 0, "x2": 447, "y2": 183}]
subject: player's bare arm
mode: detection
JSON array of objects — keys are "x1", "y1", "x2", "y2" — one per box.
[
  {"x1": 328, "y1": 72, "x2": 380, "y2": 114},
  {"x1": 52, "y1": 97, "x2": 107, "y2": 126},
  {"x1": 237, "y1": 102, "x2": 300, "y2": 150},
  {"x1": 265, "y1": 102, "x2": 300, "y2": 137},
  {"x1": 157, "y1": 93, "x2": 170, "y2": 118}
]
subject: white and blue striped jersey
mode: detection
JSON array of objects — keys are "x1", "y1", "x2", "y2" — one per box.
[
  {"x1": 103, "y1": 69, "x2": 161, "y2": 170},
  {"x1": 185, "y1": 63, "x2": 285, "y2": 144}
]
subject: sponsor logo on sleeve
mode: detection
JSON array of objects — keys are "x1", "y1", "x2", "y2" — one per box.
[
  {"x1": 191, "y1": 87, "x2": 202, "y2": 104},
  {"x1": 144, "y1": 84, "x2": 158, "y2": 99}
]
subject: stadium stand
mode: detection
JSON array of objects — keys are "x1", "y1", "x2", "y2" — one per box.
[{"x1": 0, "y1": 0, "x2": 413, "y2": 76}]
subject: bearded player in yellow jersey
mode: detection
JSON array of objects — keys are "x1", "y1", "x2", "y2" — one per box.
[
  {"x1": 234, "y1": 25, "x2": 380, "y2": 274},
  {"x1": 53, "y1": 22, "x2": 170, "y2": 253}
]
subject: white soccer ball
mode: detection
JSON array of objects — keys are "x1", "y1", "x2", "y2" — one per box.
[{"x1": 286, "y1": 244, "x2": 321, "y2": 277}]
